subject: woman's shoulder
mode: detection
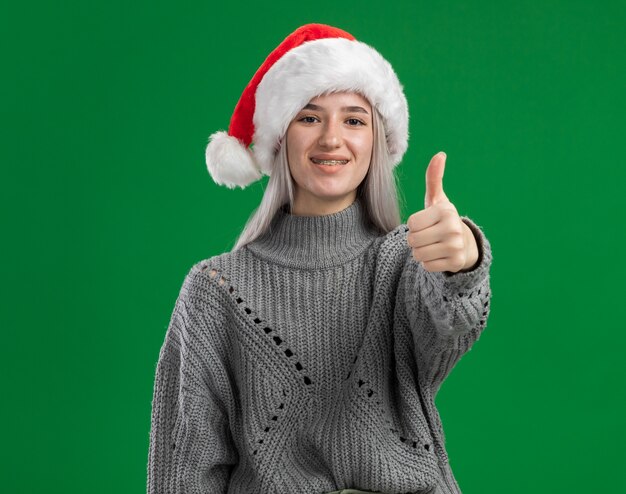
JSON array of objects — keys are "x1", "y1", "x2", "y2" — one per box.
[
  {"x1": 360, "y1": 222, "x2": 412, "y2": 276},
  {"x1": 170, "y1": 251, "x2": 249, "y2": 340},
  {"x1": 175, "y1": 249, "x2": 246, "y2": 305},
  {"x1": 374, "y1": 223, "x2": 411, "y2": 260}
]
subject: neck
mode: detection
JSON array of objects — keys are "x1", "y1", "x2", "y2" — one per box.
[
  {"x1": 246, "y1": 197, "x2": 380, "y2": 270},
  {"x1": 290, "y1": 190, "x2": 357, "y2": 216}
]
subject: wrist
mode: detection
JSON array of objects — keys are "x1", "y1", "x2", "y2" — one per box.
[{"x1": 460, "y1": 222, "x2": 480, "y2": 272}]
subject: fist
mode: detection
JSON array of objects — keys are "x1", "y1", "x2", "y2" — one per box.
[{"x1": 407, "y1": 152, "x2": 479, "y2": 273}]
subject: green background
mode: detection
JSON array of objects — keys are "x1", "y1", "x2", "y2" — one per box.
[{"x1": 2, "y1": 0, "x2": 624, "y2": 492}]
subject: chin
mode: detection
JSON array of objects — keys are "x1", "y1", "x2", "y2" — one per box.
[{"x1": 310, "y1": 187, "x2": 350, "y2": 198}]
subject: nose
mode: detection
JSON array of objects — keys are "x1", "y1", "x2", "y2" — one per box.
[{"x1": 318, "y1": 119, "x2": 342, "y2": 149}]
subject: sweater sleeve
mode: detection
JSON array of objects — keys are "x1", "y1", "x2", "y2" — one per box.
[
  {"x1": 401, "y1": 216, "x2": 493, "y2": 394},
  {"x1": 147, "y1": 273, "x2": 238, "y2": 493}
]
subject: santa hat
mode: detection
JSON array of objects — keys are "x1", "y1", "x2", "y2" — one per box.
[{"x1": 205, "y1": 23, "x2": 409, "y2": 189}]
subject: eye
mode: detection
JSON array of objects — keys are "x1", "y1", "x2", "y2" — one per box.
[
  {"x1": 347, "y1": 118, "x2": 365, "y2": 126},
  {"x1": 298, "y1": 115, "x2": 319, "y2": 124}
]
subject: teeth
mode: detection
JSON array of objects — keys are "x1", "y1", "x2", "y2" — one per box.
[{"x1": 311, "y1": 158, "x2": 348, "y2": 165}]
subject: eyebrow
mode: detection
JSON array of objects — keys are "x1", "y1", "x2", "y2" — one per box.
[{"x1": 302, "y1": 103, "x2": 370, "y2": 115}]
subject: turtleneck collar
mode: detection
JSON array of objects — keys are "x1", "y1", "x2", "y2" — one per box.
[{"x1": 245, "y1": 198, "x2": 381, "y2": 270}]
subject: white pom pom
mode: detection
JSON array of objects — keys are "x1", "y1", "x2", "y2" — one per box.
[{"x1": 205, "y1": 131, "x2": 263, "y2": 189}]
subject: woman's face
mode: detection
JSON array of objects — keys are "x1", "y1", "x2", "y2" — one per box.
[{"x1": 285, "y1": 91, "x2": 373, "y2": 215}]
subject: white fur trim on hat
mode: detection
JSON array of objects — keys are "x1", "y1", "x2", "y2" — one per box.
[{"x1": 205, "y1": 131, "x2": 262, "y2": 189}]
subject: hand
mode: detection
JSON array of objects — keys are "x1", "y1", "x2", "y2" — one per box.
[{"x1": 407, "y1": 152, "x2": 479, "y2": 273}]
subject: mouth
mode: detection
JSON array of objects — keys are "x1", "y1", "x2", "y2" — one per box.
[{"x1": 310, "y1": 158, "x2": 350, "y2": 166}]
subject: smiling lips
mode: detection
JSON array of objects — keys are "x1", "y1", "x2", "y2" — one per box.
[{"x1": 310, "y1": 157, "x2": 349, "y2": 166}]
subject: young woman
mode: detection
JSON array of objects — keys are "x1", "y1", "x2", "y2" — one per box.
[{"x1": 147, "y1": 23, "x2": 493, "y2": 494}]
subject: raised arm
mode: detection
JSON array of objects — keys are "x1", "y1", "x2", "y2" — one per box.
[
  {"x1": 401, "y1": 215, "x2": 493, "y2": 393},
  {"x1": 397, "y1": 152, "x2": 494, "y2": 393}
]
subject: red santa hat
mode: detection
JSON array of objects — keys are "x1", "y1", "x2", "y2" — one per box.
[{"x1": 205, "y1": 23, "x2": 409, "y2": 189}]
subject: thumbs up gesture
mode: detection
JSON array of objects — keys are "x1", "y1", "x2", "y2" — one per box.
[{"x1": 407, "y1": 152, "x2": 479, "y2": 273}]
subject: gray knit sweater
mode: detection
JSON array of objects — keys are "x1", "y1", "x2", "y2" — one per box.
[{"x1": 147, "y1": 198, "x2": 493, "y2": 494}]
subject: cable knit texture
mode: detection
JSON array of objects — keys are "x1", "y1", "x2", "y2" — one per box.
[{"x1": 147, "y1": 198, "x2": 493, "y2": 494}]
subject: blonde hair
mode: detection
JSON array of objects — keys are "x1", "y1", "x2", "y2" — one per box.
[{"x1": 231, "y1": 100, "x2": 404, "y2": 252}]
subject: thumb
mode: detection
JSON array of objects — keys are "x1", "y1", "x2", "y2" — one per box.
[{"x1": 425, "y1": 151, "x2": 449, "y2": 209}]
